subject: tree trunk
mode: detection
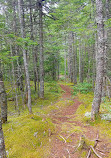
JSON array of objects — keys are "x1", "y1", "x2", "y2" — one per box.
[
  {"x1": 92, "y1": 35, "x2": 96, "y2": 91},
  {"x1": 91, "y1": 0, "x2": 105, "y2": 119},
  {"x1": 67, "y1": 51, "x2": 71, "y2": 79},
  {"x1": 10, "y1": 46, "x2": 20, "y2": 115},
  {"x1": 79, "y1": 40, "x2": 83, "y2": 83},
  {"x1": 73, "y1": 33, "x2": 77, "y2": 84},
  {"x1": 0, "y1": 71, "x2": 7, "y2": 123},
  {"x1": 35, "y1": 46, "x2": 40, "y2": 97},
  {"x1": 102, "y1": 0, "x2": 109, "y2": 98},
  {"x1": 64, "y1": 52, "x2": 67, "y2": 82},
  {"x1": 69, "y1": 32, "x2": 74, "y2": 83},
  {"x1": 0, "y1": 115, "x2": 6, "y2": 158},
  {"x1": 18, "y1": 0, "x2": 32, "y2": 113},
  {"x1": 39, "y1": 0, "x2": 44, "y2": 98}
]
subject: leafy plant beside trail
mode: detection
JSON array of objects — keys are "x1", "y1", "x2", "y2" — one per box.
[{"x1": 73, "y1": 82, "x2": 92, "y2": 96}]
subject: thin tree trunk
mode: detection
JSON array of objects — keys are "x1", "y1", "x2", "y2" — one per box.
[
  {"x1": 79, "y1": 40, "x2": 83, "y2": 83},
  {"x1": 39, "y1": 0, "x2": 44, "y2": 98},
  {"x1": 91, "y1": 0, "x2": 105, "y2": 119},
  {"x1": 57, "y1": 57, "x2": 59, "y2": 80},
  {"x1": 29, "y1": 0, "x2": 37, "y2": 92},
  {"x1": 68, "y1": 32, "x2": 73, "y2": 82},
  {"x1": 67, "y1": 51, "x2": 70, "y2": 79},
  {"x1": 0, "y1": 71, "x2": 7, "y2": 123},
  {"x1": 18, "y1": 0, "x2": 32, "y2": 113},
  {"x1": 64, "y1": 52, "x2": 67, "y2": 82},
  {"x1": 35, "y1": 47, "x2": 40, "y2": 97},
  {"x1": 10, "y1": 46, "x2": 20, "y2": 115},
  {"x1": 92, "y1": 36, "x2": 96, "y2": 91},
  {"x1": 0, "y1": 115, "x2": 6, "y2": 158},
  {"x1": 87, "y1": 50, "x2": 91, "y2": 83},
  {"x1": 52, "y1": 58, "x2": 56, "y2": 80},
  {"x1": 12, "y1": 1, "x2": 24, "y2": 103},
  {"x1": 73, "y1": 33, "x2": 77, "y2": 84},
  {"x1": 102, "y1": 0, "x2": 109, "y2": 97}
]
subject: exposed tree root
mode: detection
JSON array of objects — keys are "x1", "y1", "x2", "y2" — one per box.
[
  {"x1": 72, "y1": 135, "x2": 88, "y2": 154},
  {"x1": 90, "y1": 146, "x2": 102, "y2": 158},
  {"x1": 71, "y1": 133, "x2": 105, "y2": 158}
]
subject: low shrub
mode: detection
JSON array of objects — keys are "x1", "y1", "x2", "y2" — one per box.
[{"x1": 73, "y1": 82, "x2": 92, "y2": 95}]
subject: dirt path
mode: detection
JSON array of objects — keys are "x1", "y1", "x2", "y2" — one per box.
[{"x1": 49, "y1": 84, "x2": 111, "y2": 158}]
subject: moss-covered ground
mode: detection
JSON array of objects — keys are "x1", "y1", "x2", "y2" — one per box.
[
  {"x1": 2, "y1": 81, "x2": 111, "y2": 158},
  {"x1": 3, "y1": 81, "x2": 62, "y2": 158}
]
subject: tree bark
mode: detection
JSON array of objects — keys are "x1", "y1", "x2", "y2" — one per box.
[
  {"x1": 91, "y1": 0, "x2": 105, "y2": 119},
  {"x1": 18, "y1": 0, "x2": 32, "y2": 113},
  {"x1": 68, "y1": 32, "x2": 73, "y2": 82},
  {"x1": 73, "y1": 33, "x2": 77, "y2": 84},
  {"x1": 0, "y1": 71, "x2": 7, "y2": 123},
  {"x1": 64, "y1": 51, "x2": 67, "y2": 82},
  {"x1": 10, "y1": 45, "x2": 20, "y2": 115},
  {"x1": 39, "y1": 0, "x2": 44, "y2": 98},
  {"x1": 79, "y1": 40, "x2": 83, "y2": 83},
  {"x1": 0, "y1": 115, "x2": 6, "y2": 158},
  {"x1": 92, "y1": 35, "x2": 96, "y2": 91},
  {"x1": 35, "y1": 46, "x2": 40, "y2": 97}
]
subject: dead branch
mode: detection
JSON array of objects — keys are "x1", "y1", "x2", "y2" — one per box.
[
  {"x1": 87, "y1": 132, "x2": 100, "y2": 158},
  {"x1": 59, "y1": 134, "x2": 66, "y2": 143},
  {"x1": 66, "y1": 148, "x2": 71, "y2": 158},
  {"x1": 72, "y1": 135, "x2": 86, "y2": 154},
  {"x1": 7, "y1": 74, "x2": 22, "y2": 95},
  {"x1": 94, "y1": 133, "x2": 99, "y2": 148},
  {"x1": 96, "y1": 148, "x2": 109, "y2": 154},
  {"x1": 67, "y1": 145, "x2": 76, "y2": 148},
  {"x1": 66, "y1": 132, "x2": 75, "y2": 140},
  {"x1": 90, "y1": 146, "x2": 102, "y2": 158},
  {"x1": 87, "y1": 148, "x2": 91, "y2": 158}
]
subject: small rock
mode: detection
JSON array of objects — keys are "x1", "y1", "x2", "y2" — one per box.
[
  {"x1": 34, "y1": 132, "x2": 38, "y2": 138},
  {"x1": 101, "y1": 113, "x2": 111, "y2": 121},
  {"x1": 85, "y1": 112, "x2": 91, "y2": 118}
]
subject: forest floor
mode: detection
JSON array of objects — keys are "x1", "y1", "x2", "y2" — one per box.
[
  {"x1": 3, "y1": 82, "x2": 111, "y2": 158},
  {"x1": 49, "y1": 84, "x2": 111, "y2": 158}
]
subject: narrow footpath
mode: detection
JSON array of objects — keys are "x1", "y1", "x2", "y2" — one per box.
[{"x1": 49, "y1": 84, "x2": 111, "y2": 158}]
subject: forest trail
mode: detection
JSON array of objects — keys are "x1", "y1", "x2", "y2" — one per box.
[{"x1": 49, "y1": 84, "x2": 111, "y2": 158}]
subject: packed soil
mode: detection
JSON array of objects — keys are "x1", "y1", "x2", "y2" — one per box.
[{"x1": 49, "y1": 84, "x2": 111, "y2": 158}]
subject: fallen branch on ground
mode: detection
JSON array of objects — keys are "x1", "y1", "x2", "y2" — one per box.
[
  {"x1": 90, "y1": 146, "x2": 102, "y2": 158},
  {"x1": 59, "y1": 134, "x2": 67, "y2": 143},
  {"x1": 96, "y1": 148, "x2": 110, "y2": 153},
  {"x1": 87, "y1": 132, "x2": 100, "y2": 158},
  {"x1": 72, "y1": 135, "x2": 87, "y2": 154}
]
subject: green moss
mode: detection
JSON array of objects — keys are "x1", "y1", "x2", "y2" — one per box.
[
  {"x1": 74, "y1": 92, "x2": 111, "y2": 156},
  {"x1": 6, "y1": 81, "x2": 62, "y2": 116},
  {"x1": 3, "y1": 114, "x2": 55, "y2": 158},
  {"x1": 3, "y1": 81, "x2": 63, "y2": 158},
  {"x1": 80, "y1": 151, "x2": 87, "y2": 158},
  {"x1": 43, "y1": 100, "x2": 74, "y2": 115},
  {"x1": 61, "y1": 122, "x2": 83, "y2": 134},
  {"x1": 4, "y1": 80, "x2": 111, "y2": 157}
]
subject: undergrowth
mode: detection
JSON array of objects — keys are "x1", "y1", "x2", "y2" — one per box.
[
  {"x1": 5, "y1": 81, "x2": 62, "y2": 116},
  {"x1": 3, "y1": 114, "x2": 55, "y2": 158},
  {"x1": 73, "y1": 82, "x2": 92, "y2": 95},
  {"x1": 75, "y1": 92, "x2": 111, "y2": 157},
  {"x1": 4, "y1": 81, "x2": 111, "y2": 158},
  {"x1": 3, "y1": 81, "x2": 62, "y2": 158}
]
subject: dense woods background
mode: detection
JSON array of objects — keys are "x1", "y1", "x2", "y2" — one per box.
[{"x1": 0, "y1": 0, "x2": 111, "y2": 157}]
